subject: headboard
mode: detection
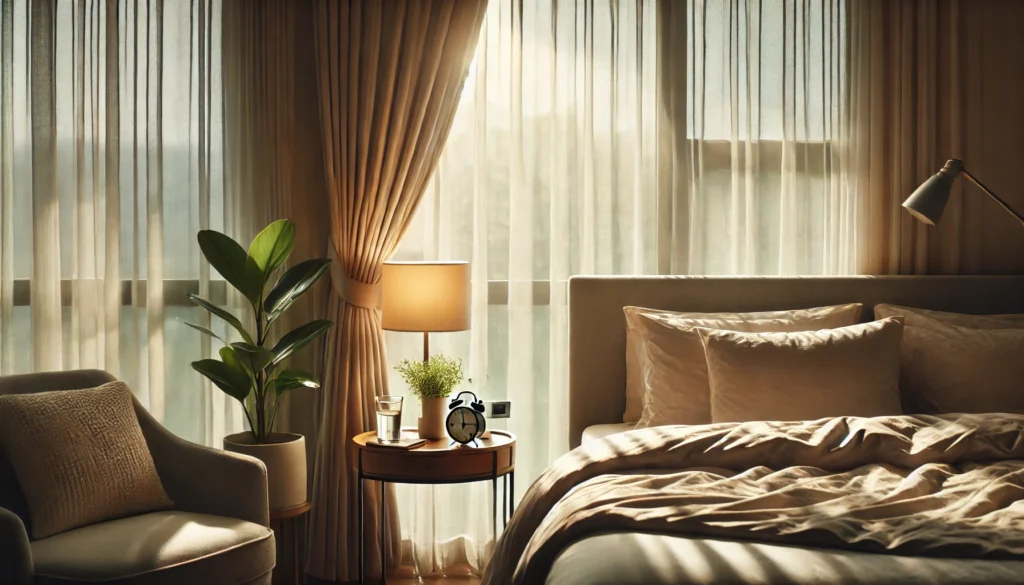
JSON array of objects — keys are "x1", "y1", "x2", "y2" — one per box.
[{"x1": 568, "y1": 275, "x2": 1024, "y2": 448}]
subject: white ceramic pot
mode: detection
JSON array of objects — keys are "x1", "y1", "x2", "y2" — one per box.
[
  {"x1": 418, "y1": 396, "x2": 447, "y2": 440},
  {"x1": 224, "y1": 432, "x2": 306, "y2": 511}
]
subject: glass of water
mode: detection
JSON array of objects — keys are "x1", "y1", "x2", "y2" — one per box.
[{"x1": 375, "y1": 395, "x2": 404, "y2": 443}]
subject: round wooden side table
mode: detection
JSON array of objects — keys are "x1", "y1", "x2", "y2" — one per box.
[
  {"x1": 270, "y1": 502, "x2": 311, "y2": 585},
  {"x1": 352, "y1": 429, "x2": 516, "y2": 585}
]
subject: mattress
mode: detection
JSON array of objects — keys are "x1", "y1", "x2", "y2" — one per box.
[
  {"x1": 581, "y1": 422, "x2": 635, "y2": 443},
  {"x1": 546, "y1": 532, "x2": 1024, "y2": 585}
]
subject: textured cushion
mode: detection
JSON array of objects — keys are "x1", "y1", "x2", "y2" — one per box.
[
  {"x1": 699, "y1": 317, "x2": 904, "y2": 423},
  {"x1": 894, "y1": 315, "x2": 1024, "y2": 415},
  {"x1": 874, "y1": 304, "x2": 1024, "y2": 329},
  {"x1": 625, "y1": 304, "x2": 863, "y2": 427},
  {"x1": 0, "y1": 381, "x2": 172, "y2": 539},
  {"x1": 31, "y1": 511, "x2": 274, "y2": 585}
]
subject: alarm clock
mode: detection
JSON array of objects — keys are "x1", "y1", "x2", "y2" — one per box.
[{"x1": 446, "y1": 391, "x2": 487, "y2": 445}]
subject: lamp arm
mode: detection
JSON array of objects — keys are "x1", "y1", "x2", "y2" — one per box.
[{"x1": 962, "y1": 169, "x2": 1024, "y2": 228}]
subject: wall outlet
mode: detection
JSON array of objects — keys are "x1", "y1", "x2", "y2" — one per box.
[{"x1": 488, "y1": 401, "x2": 511, "y2": 419}]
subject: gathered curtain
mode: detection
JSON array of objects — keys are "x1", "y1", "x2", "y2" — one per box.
[
  {"x1": 305, "y1": 1, "x2": 487, "y2": 582},
  {"x1": 0, "y1": 0, "x2": 244, "y2": 446}
]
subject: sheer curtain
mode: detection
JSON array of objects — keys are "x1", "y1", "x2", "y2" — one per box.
[
  {"x1": 0, "y1": 0, "x2": 241, "y2": 446},
  {"x1": 386, "y1": 0, "x2": 850, "y2": 577}
]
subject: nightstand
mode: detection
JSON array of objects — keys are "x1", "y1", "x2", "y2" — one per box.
[{"x1": 352, "y1": 429, "x2": 516, "y2": 584}]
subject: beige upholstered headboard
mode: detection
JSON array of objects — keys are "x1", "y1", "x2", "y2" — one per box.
[{"x1": 568, "y1": 275, "x2": 1024, "y2": 448}]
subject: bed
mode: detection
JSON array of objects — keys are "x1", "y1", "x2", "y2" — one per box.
[{"x1": 483, "y1": 275, "x2": 1024, "y2": 585}]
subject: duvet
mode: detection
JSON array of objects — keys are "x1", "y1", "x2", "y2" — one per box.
[{"x1": 482, "y1": 414, "x2": 1024, "y2": 585}]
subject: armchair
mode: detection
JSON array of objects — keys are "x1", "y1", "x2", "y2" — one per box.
[{"x1": 0, "y1": 370, "x2": 275, "y2": 585}]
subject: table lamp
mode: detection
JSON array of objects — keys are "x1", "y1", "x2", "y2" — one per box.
[
  {"x1": 381, "y1": 261, "x2": 471, "y2": 361},
  {"x1": 903, "y1": 159, "x2": 1024, "y2": 228}
]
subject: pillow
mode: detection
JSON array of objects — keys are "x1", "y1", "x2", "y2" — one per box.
[
  {"x1": 874, "y1": 303, "x2": 1024, "y2": 329},
  {"x1": 895, "y1": 315, "x2": 1024, "y2": 414},
  {"x1": 625, "y1": 303, "x2": 863, "y2": 427},
  {"x1": 698, "y1": 317, "x2": 904, "y2": 423},
  {"x1": 0, "y1": 381, "x2": 173, "y2": 539}
]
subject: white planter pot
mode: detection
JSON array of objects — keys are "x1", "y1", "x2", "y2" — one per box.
[
  {"x1": 224, "y1": 432, "x2": 306, "y2": 511},
  {"x1": 418, "y1": 396, "x2": 447, "y2": 440}
]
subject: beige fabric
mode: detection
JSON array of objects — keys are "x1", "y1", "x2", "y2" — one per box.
[
  {"x1": 626, "y1": 304, "x2": 863, "y2": 426},
  {"x1": 581, "y1": 423, "x2": 637, "y2": 444},
  {"x1": 0, "y1": 0, "x2": 242, "y2": 446},
  {"x1": 892, "y1": 316, "x2": 1024, "y2": 415},
  {"x1": 31, "y1": 511, "x2": 273, "y2": 585},
  {"x1": 0, "y1": 381, "x2": 172, "y2": 539},
  {"x1": 221, "y1": 0, "x2": 333, "y2": 447},
  {"x1": 659, "y1": 0, "x2": 853, "y2": 276},
  {"x1": 874, "y1": 303, "x2": 1024, "y2": 329},
  {"x1": 0, "y1": 370, "x2": 274, "y2": 585},
  {"x1": 568, "y1": 275, "x2": 1024, "y2": 448},
  {"x1": 306, "y1": 2, "x2": 487, "y2": 581},
  {"x1": 484, "y1": 413, "x2": 1024, "y2": 585},
  {"x1": 699, "y1": 318, "x2": 904, "y2": 423},
  {"x1": 547, "y1": 532, "x2": 1024, "y2": 585},
  {"x1": 848, "y1": 1, "x2": 1024, "y2": 275}
]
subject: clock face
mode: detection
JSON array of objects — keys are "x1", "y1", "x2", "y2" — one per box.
[{"x1": 446, "y1": 407, "x2": 484, "y2": 444}]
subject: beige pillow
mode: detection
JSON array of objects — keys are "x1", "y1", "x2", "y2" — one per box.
[
  {"x1": 895, "y1": 315, "x2": 1024, "y2": 414},
  {"x1": 0, "y1": 381, "x2": 173, "y2": 539},
  {"x1": 625, "y1": 303, "x2": 863, "y2": 427},
  {"x1": 698, "y1": 317, "x2": 904, "y2": 424},
  {"x1": 874, "y1": 303, "x2": 1024, "y2": 329}
]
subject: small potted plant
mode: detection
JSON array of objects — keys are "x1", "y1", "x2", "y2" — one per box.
[
  {"x1": 395, "y1": 355, "x2": 464, "y2": 440},
  {"x1": 187, "y1": 219, "x2": 333, "y2": 510}
]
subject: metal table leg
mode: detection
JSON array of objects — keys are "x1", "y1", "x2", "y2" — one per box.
[
  {"x1": 502, "y1": 474, "x2": 508, "y2": 527},
  {"x1": 510, "y1": 470, "x2": 515, "y2": 517},
  {"x1": 359, "y1": 469, "x2": 364, "y2": 584},
  {"x1": 380, "y1": 480, "x2": 386, "y2": 585}
]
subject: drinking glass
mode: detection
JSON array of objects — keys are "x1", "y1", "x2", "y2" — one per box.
[{"x1": 375, "y1": 395, "x2": 404, "y2": 443}]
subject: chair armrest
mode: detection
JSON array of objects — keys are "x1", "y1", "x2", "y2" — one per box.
[
  {"x1": 137, "y1": 408, "x2": 270, "y2": 527},
  {"x1": 0, "y1": 506, "x2": 33, "y2": 585}
]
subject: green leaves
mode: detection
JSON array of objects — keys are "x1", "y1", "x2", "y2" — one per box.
[
  {"x1": 189, "y1": 294, "x2": 255, "y2": 345},
  {"x1": 190, "y1": 219, "x2": 332, "y2": 444},
  {"x1": 192, "y1": 359, "x2": 251, "y2": 402},
  {"x1": 197, "y1": 230, "x2": 262, "y2": 305},
  {"x1": 184, "y1": 322, "x2": 224, "y2": 343},
  {"x1": 394, "y1": 355, "x2": 464, "y2": 399},
  {"x1": 265, "y1": 258, "x2": 332, "y2": 324},
  {"x1": 269, "y1": 369, "x2": 320, "y2": 397},
  {"x1": 248, "y1": 219, "x2": 295, "y2": 282},
  {"x1": 231, "y1": 342, "x2": 274, "y2": 373},
  {"x1": 271, "y1": 320, "x2": 334, "y2": 367}
]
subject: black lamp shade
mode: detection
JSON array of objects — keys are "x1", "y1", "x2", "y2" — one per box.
[{"x1": 902, "y1": 159, "x2": 964, "y2": 226}]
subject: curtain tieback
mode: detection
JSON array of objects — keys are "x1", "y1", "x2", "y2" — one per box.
[{"x1": 327, "y1": 242, "x2": 382, "y2": 310}]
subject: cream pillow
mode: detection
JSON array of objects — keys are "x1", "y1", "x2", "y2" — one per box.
[
  {"x1": 895, "y1": 315, "x2": 1024, "y2": 414},
  {"x1": 698, "y1": 317, "x2": 904, "y2": 424},
  {"x1": 0, "y1": 381, "x2": 173, "y2": 539},
  {"x1": 625, "y1": 303, "x2": 863, "y2": 427},
  {"x1": 874, "y1": 303, "x2": 1024, "y2": 329}
]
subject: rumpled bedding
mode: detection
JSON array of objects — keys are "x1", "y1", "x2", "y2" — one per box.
[{"x1": 482, "y1": 414, "x2": 1024, "y2": 585}]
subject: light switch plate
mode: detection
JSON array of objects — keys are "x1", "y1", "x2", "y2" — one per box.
[{"x1": 488, "y1": 401, "x2": 511, "y2": 419}]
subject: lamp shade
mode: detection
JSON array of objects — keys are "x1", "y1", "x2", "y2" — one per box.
[
  {"x1": 381, "y1": 261, "x2": 471, "y2": 332},
  {"x1": 902, "y1": 159, "x2": 963, "y2": 225}
]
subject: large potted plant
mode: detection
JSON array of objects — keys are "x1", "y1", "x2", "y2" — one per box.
[
  {"x1": 187, "y1": 219, "x2": 333, "y2": 510},
  {"x1": 394, "y1": 355, "x2": 464, "y2": 440}
]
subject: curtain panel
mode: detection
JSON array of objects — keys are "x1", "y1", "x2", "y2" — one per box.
[
  {"x1": 306, "y1": 1, "x2": 487, "y2": 582},
  {"x1": 848, "y1": 0, "x2": 1024, "y2": 275},
  {"x1": 221, "y1": 0, "x2": 330, "y2": 455},
  {"x1": 0, "y1": 0, "x2": 242, "y2": 446},
  {"x1": 387, "y1": 0, "x2": 850, "y2": 575}
]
